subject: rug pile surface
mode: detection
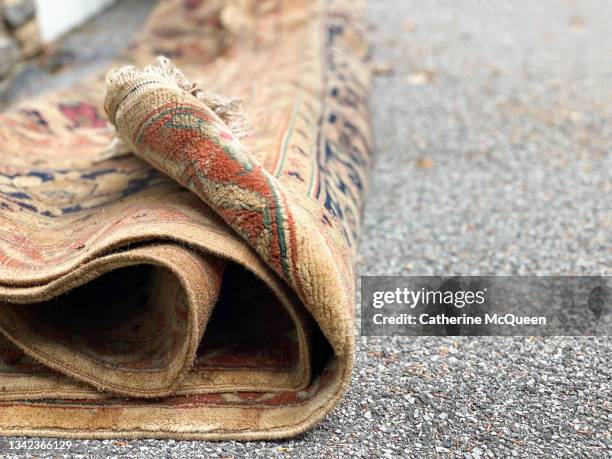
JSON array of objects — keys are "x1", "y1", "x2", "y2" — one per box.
[{"x1": 0, "y1": 0, "x2": 370, "y2": 439}]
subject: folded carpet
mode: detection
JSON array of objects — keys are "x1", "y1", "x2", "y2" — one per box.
[{"x1": 0, "y1": 0, "x2": 371, "y2": 440}]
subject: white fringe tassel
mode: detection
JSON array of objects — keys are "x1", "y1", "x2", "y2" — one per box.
[{"x1": 104, "y1": 56, "x2": 252, "y2": 159}]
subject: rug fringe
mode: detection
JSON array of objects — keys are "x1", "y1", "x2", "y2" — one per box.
[{"x1": 105, "y1": 57, "x2": 252, "y2": 157}]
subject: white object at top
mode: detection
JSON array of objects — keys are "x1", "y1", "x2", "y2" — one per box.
[{"x1": 34, "y1": 0, "x2": 117, "y2": 42}]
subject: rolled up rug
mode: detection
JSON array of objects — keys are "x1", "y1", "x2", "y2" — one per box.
[{"x1": 0, "y1": 0, "x2": 371, "y2": 440}]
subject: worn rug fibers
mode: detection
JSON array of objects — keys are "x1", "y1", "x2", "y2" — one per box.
[{"x1": 0, "y1": 0, "x2": 370, "y2": 439}]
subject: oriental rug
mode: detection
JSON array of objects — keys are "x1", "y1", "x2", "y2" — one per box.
[{"x1": 0, "y1": 0, "x2": 371, "y2": 440}]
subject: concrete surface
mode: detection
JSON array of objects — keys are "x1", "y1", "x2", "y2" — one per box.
[{"x1": 1, "y1": 0, "x2": 611, "y2": 457}]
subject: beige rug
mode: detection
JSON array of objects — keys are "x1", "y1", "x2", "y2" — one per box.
[{"x1": 0, "y1": 0, "x2": 371, "y2": 439}]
